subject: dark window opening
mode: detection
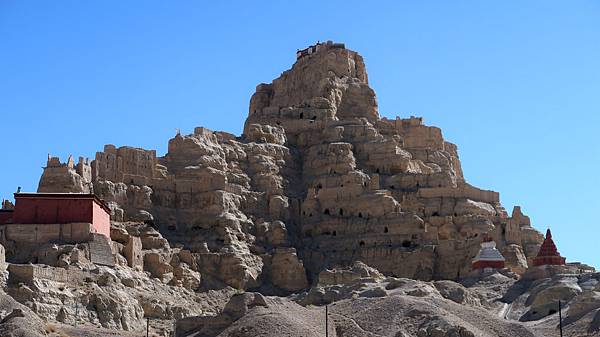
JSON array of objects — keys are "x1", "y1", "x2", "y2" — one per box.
[
  {"x1": 454, "y1": 213, "x2": 458, "y2": 217},
  {"x1": 339, "y1": 208, "x2": 344, "y2": 216},
  {"x1": 390, "y1": 185, "x2": 395, "y2": 189},
  {"x1": 359, "y1": 241, "x2": 365, "y2": 246},
  {"x1": 384, "y1": 227, "x2": 389, "y2": 233},
  {"x1": 438, "y1": 184, "x2": 442, "y2": 187},
  {"x1": 317, "y1": 184, "x2": 322, "y2": 189},
  {"x1": 299, "y1": 112, "x2": 304, "y2": 119},
  {"x1": 324, "y1": 209, "x2": 330, "y2": 215},
  {"x1": 309, "y1": 213, "x2": 313, "y2": 217},
  {"x1": 358, "y1": 212, "x2": 363, "y2": 218},
  {"x1": 332, "y1": 231, "x2": 337, "y2": 236},
  {"x1": 402, "y1": 240, "x2": 412, "y2": 248},
  {"x1": 432, "y1": 211, "x2": 439, "y2": 216},
  {"x1": 416, "y1": 183, "x2": 420, "y2": 188},
  {"x1": 375, "y1": 168, "x2": 380, "y2": 174}
]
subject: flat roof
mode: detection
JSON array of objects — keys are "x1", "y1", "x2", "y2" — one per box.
[{"x1": 14, "y1": 193, "x2": 111, "y2": 214}]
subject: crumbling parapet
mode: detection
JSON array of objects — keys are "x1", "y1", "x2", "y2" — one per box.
[
  {"x1": 93, "y1": 145, "x2": 157, "y2": 185},
  {"x1": 38, "y1": 155, "x2": 93, "y2": 193}
]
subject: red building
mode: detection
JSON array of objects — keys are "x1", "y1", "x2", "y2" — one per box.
[
  {"x1": 532, "y1": 229, "x2": 566, "y2": 266},
  {"x1": 2, "y1": 193, "x2": 111, "y2": 239}
]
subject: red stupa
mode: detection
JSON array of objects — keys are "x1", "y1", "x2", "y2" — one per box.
[{"x1": 532, "y1": 229, "x2": 566, "y2": 266}]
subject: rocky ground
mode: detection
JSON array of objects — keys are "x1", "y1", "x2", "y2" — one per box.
[{"x1": 178, "y1": 262, "x2": 600, "y2": 337}]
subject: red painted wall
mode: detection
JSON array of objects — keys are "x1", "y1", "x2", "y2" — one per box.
[
  {"x1": 92, "y1": 202, "x2": 110, "y2": 238},
  {"x1": 13, "y1": 198, "x2": 94, "y2": 224},
  {"x1": 0, "y1": 211, "x2": 13, "y2": 225},
  {"x1": 472, "y1": 260, "x2": 505, "y2": 270}
]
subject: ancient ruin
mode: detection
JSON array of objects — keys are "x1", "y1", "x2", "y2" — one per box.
[
  {"x1": 31, "y1": 40, "x2": 545, "y2": 290},
  {"x1": 2, "y1": 41, "x2": 598, "y2": 337}
]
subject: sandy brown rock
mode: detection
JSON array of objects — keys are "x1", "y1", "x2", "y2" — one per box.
[{"x1": 33, "y1": 42, "x2": 546, "y2": 290}]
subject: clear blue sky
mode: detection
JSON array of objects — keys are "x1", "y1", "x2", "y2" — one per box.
[{"x1": 1, "y1": 1, "x2": 598, "y2": 267}]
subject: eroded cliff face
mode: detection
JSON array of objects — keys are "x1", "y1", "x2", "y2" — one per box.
[{"x1": 37, "y1": 41, "x2": 543, "y2": 291}]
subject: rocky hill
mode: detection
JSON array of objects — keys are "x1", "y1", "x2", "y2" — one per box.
[
  {"x1": 39, "y1": 41, "x2": 542, "y2": 289},
  {"x1": 3, "y1": 41, "x2": 597, "y2": 337}
]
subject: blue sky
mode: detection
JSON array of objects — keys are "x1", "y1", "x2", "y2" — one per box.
[{"x1": 1, "y1": 1, "x2": 598, "y2": 267}]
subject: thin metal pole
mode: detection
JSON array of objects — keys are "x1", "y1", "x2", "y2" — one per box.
[
  {"x1": 147, "y1": 317, "x2": 150, "y2": 337},
  {"x1": 558, "y1": 300, "x2": 563, "y2": 337},
  {"x1": 74, "y1": 300, "x2": 78, "y2": 327},
  {"x1": 325, "y1": 305, "x2": 328, "y2": 337}
]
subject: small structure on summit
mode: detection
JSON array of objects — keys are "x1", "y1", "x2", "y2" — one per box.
[
  {"x1": 296, "y1": 40, "x2": 346, "y2": 60},
  {"x1": 472, "y1": 235, "x2": 506, "y2": 270},
  {"x1": 532, "y1": 229, "x2": 566, "y2": 266}
]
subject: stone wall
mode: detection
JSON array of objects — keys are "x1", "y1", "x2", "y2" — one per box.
[
  {"x1": 38, "y1": 155, "x2": 92, "y2": 193},
  {"x1": 88, "y1": 233, "x2": 115, "y2": 266},
  {"x1": 93, "y1": 144, "x2": 156, "y2": 185},
  {"x1": 7, "y1": 264, "x2": 88, "y2": 285},
  {"x1": 1, "y1": 222, "x2": 93, "y2": 244}
]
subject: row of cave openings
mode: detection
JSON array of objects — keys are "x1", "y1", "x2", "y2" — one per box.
[
  {"x1": 303, "y1": 224, "x2": 417, "y2": 248},
  {"x1": 314, "y1": 177, "x2": 442, "y2": 192},
  {"x1": 298, "y1": 112, "x2": 317, "y2": 121},
  {"x1": 303, "y1": 227, "x2": 415, "y2": 250},
  {"x1": 302, "y1": 207, "x2": 370, "y2": 219}
]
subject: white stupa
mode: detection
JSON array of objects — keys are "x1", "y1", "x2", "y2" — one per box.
[{"x1": 472, "y1": 235, "x2": 505, "y2": 270}]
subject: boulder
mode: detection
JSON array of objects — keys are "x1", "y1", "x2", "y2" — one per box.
[
  {"x1": 270, "y1": 248, "x2": 308, "y2": 292},
  {"x1": 318, "y1": 261, "x2": 384, "y2": 286}
]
